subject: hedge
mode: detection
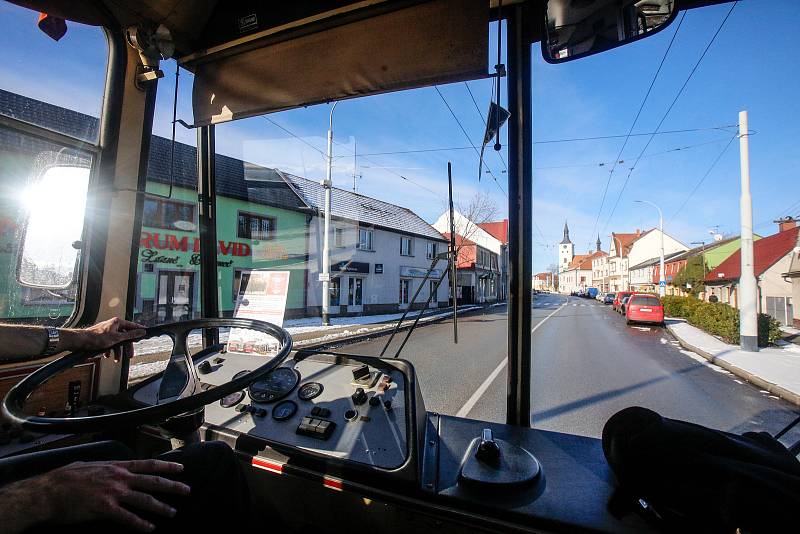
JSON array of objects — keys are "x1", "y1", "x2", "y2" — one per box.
[{"x1": 662, "y1": 295, "x2": 782, "y2": 347}]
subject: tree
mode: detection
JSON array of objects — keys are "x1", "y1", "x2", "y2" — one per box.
[
  {"x1": 672, "y1": 254, "x2": 707, "y2": 297},
  {"x1": 447, "y1": 192, "x2": 499, "y2": 265},
  {"x1": 547, "y1": 263, "x2": 559, "y2": 291}
]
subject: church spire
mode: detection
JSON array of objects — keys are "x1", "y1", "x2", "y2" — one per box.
[
  {"x1": 596, "y1": 235, "x2": 601, "y2": 252},
  {"x1": 560, "y1": 220, "x2": 572, "y2": 244}
]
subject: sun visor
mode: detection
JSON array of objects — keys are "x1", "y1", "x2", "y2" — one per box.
[{"x1": 190, "y1": 0, "x2": 489, "y2": 126}]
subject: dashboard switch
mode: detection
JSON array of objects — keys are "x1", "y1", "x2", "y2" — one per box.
[
  {"x1": 369, "y1": 395, "x2": 381, "y2": 407},
  {"x1": 351, "y1": 388, "x2": 368, "y2": 405},
  {"x1": 297, "y1": 416, "x2": 336, "y2": 440},
  {"x1": 383, "y1": 399, "x2": 393, "y2": 411},
  {"x1": 344, "y1": 409, "x2": 358, "y2": 421},
  {"x1": 352, "y1": 364, "x2": 370, "y2": 382}
]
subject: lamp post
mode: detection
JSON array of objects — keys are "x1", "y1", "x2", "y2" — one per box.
[
  {"x1": 635, "y1": 200, "x2": 665, "y2": 297},
  {"x1": 321, "y1": 101, "x2": 338, "y2": 326}
]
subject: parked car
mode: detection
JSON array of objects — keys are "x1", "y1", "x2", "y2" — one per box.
[
  {"x1": 619, "y1": 295, "x2": 632, "y2": 315},
  {"x1": 586, "y1": 287, "x2": 599, "y2": 299},
  {"x1": 625, "y1": 294, "x2": 665, "y2": 326},
  {"x1": 603, "y1": 292, "x2": 615, "y2": 304},
  {"x1": 613, "y1": 291, "x2": 633, "y2": 313}
]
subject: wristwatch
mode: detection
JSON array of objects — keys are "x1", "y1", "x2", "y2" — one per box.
[{"x1": 42, "y1": 327, "x2": 60, "y2": 356}]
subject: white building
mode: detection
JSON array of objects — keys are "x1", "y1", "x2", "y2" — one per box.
[{"x1": 287, "y1": 174, "x2": 449, "y2": 316}]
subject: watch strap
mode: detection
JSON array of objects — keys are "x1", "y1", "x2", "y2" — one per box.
[{"x1": 42, "y1": 327, "x2": 60, "y2": 356}]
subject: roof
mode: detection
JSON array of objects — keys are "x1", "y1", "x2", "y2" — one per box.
[
  {"x1": 565, "y1": 253, "x2": 591, "y2": 271},
  {"x1": 284, "y1": 174, "x2": 447, "y2": 242},
  {"x1": 611, "y1": 229, "x2": 648, "y2": 256},
  {"x1": 705, "y1": 227, "x2": 800, "y2": 283},
  {"x1": 534, "y1": 272, "x2": 550, "y2": 280},
  {"x1": 560, "y1": 221, "x2": 572, "y2": 244},
  {"x1": 442, "y1": 232, "x2": 477, "y2": 247},
  {"x1": 478, "y1": 220, "x2": 508, "y2": 244}
]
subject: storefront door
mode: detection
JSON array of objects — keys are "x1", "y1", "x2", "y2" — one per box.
[
  {"x1": 157, "y1": 271, "x2": 195, "y2": 322},
  {"x1": 347, "y1": 277, "x2": 363, "y2": 313}
]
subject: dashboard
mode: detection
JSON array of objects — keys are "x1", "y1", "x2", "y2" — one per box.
[{"x1": 131, "y1": 350, "x2": 415, "y2": 470}]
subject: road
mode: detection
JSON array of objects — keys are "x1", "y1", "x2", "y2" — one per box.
[{"x1": 340, "y1": 293, "x2": 800, "y2": 444}]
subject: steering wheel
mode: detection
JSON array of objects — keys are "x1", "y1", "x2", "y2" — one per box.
[{"x1": 1, "y1": 318, "x2": 292, "y2": 434}]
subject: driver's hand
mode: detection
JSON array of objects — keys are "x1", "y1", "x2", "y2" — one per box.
[
  {"x1": 62, "y1": 317, "x2": 146, "y2": 362},
  {"x1": 36, "y1": 459, "x2": 190, "y2": 531}
]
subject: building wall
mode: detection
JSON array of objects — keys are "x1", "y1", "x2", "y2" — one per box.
[
  {"x1": 627, "y1": 230, "x2": 688, "y2": 268},
  {"x1": 305, "y1": 217, "x2": 449, "y2": 315},
  {"x1": 759, "y1": 253, "x2": 793, "y2": 324}
]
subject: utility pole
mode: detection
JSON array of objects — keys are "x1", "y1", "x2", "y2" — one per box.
[
  {"x1": 738, "y1": 110, "x2": 758, "y2": 351},
  {"x1": 635, "y1": 200, "x2": 665, "y2": 296},
  {"x1": 321, "y1": 102, "x2": 338, "y2": 326}
]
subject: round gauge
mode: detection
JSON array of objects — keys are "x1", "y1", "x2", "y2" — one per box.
[
  {"x1": 248, "y1": 367, "x2": 300, "y2": 403},
  {"x1": 297, "y1": 382, "x2": 324, "y2": 401},
  {"x1": 272, "y1": 400, "x2": 298, "y2": 421},
  {"x1": 220, "y1": 390, "x2": 245, "y2": 408}
]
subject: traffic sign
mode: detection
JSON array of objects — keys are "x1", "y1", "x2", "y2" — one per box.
[{"x1": 659, "y1": 280, "x2": 666, "y2": 287}]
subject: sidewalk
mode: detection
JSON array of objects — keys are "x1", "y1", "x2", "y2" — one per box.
[{"x1": 666, "y1": 318, "x2": 800, "y2": 406}]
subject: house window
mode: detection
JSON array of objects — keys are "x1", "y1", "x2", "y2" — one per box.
[
  {"x1": 401, "y1": 236, "x2": 414, "y2": 256},
  {"x1": 430, "y1": 280, "x2": 437, "y2": 301},
  {"x1": 348, "y1": 278, "x2": 363, "y2": 306},
  {"x1": 237, "y1": 212, "x2": 275, "y2": 240},
  {"x1": 334, "y1": 228, "x2": 345, "y2": 248},
  {"x1": 358, "y1": 228, "x2": 373, "y2": 251},
  {"x1": 143, "y1": 196, "x2": 196, "y2": 231},
  {"x1": 399, "y1": 279, "x2": 410, "y2": 305},
  {"x1": 426, "y1": 242, "x2": 437, "y2": 259}
]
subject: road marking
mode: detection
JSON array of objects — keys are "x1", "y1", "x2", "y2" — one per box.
[{"x1": 455, "y1": 300, "x2": 567, "y2": 419}]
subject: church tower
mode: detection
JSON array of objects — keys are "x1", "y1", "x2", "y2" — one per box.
[
  {"x1": 559, "y1": 220, "x2": 574, "y2": 272},
  {"x1": 596, "y1": 235, "x2": 602, "y2": 252}
]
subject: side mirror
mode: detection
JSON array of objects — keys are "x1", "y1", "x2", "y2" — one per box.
[
  {"x1": 542, "y1": 0, "x2": 677, "y2": 63},
  {"x1": 17, "y1": 165, "x2": 90, "y2": 289}
]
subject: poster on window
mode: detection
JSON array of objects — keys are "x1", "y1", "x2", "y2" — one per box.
[{"x1": 227, "y1": 270, "x2": 290, "y2": 357}]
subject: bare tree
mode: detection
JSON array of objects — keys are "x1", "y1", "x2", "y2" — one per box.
[
  {"x1": 448, "y1": 192, "x2": 499, "y2": 264},
  {"x1": 547, "y1": 263, "x2": 559, "y2": 291}
]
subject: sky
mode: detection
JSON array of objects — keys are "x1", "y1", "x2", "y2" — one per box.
[{"x1": 1, "y1": 0, "x2": 798, "y2": 274}]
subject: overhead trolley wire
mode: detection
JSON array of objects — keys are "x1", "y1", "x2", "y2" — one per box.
[
  {"x1": 434, "y1": 85, "x2": 508, "y2": 197},
  {"x1": 668, "y1": 133, "x2": 738, "y2": 221},
  {"x1": 601, "y1": 1, "x2": 739, "y2": 234},
  {"x1": 585, "y1": 11, "x2": 686, "y2": 252}
]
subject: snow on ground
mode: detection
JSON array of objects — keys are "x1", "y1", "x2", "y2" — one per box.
[{"x1": 128, "y1": 306, "x2": 479, "y2": 380}]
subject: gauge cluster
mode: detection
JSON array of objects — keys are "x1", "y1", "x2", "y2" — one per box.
[{"x1": 131, "y1": 351, "x2": 410, "y2": 470}]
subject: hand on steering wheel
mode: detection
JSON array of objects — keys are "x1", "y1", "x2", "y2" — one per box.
[{"x1": 1, "y1": 319, "x2": 292, "y2": 434}]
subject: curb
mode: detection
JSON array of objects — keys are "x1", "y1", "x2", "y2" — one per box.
[{"x1": 666, "y1": 323, "x2": 800, "y2": 407}]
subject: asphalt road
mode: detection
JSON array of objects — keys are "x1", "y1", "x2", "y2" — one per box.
[{"x1": 341, "y1": 293, "x2": 800, "y2": 445}]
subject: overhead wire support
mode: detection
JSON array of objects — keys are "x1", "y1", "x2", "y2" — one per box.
[{"x1": 601, "y1": 1, "x2": 739, "y2": 233}]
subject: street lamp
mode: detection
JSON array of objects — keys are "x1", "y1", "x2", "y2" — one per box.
[
  {"x1": 321, "y1": 101, "x2": 338, "y2": 326},
  {"x1": 635, "y1": 200, "x2": 665, "y2": 297}
]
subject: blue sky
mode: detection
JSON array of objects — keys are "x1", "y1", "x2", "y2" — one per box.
[{"x1": 1, "y1": 1, "x2": 798, "y2": 273}]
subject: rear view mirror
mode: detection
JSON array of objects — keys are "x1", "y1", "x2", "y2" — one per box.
[
  {"x1": 17, "y1": 166, "x2": 90, "y2": 289},
  {"x1": 542, "y1": 0, "x2": 676, "y2": 63}
]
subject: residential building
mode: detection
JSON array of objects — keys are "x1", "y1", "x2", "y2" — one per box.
[
  {"x1": 478, "y1": 219, "x2": 509, "y2": 301},
  {"x1": 432, "y1": 210, "x2": 503, "y2": 304},
  {"x1": 783, "y1": 222, "x2": 800, "y2": 328},
  {"x1": 604, "y1": 230, "x2": 641, "y2": 292},
  {"x1": 291, "y1": 175, "x2": 450, "y2": 316},
  {"x1": 705, "y1": 222, "x2": 798, "y2": 326},
  {"x1": 559, "y1": 250, "x2": 606, "y2": 293},
  {"x1": 533, "y1": 272, "x2": 550, "y2": 291}
]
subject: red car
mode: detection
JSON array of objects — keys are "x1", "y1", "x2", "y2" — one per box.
[
  {"x1": 625, "y1": 294, "x2": 665, "y2": 326},
  {"x1": 612, "y1": 291, "x2": 633, "y2": 313}
]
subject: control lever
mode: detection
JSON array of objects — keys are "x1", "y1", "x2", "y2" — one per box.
[{"x1": 476, "y1": 428, "x2": 501, "y2": 464}]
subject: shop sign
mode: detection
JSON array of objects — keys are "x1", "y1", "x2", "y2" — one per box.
[
  {"x1": 374, "y1": 264, "x2": 383, "y2": 274},
  {"x1": 400, "y1": 266, "x2": 443, "y2": 278},
  {"x1": 140, "y1": 232, "x2": 251, "y2": 257},
  {"x1": 228, "y1": 270, "x2": 291, "y2": 357},
  {"x1": 333, "y1": 261, "x2": 370, "y2": 274}
]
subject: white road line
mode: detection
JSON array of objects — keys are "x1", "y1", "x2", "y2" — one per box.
[{"x1": 455, "y1": 299, "x2": 567, "y2": 419}]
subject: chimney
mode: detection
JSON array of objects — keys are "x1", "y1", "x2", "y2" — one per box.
[{"x1": 777, "y1": 216, "x2": 797, "y2": 233}]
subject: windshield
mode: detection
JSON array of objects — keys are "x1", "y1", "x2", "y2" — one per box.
[{"x1": 1, "y1": 1, "x2": 799, "y2": 449}]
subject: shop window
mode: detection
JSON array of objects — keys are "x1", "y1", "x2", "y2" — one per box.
[
  {"x1": 401, "y1": 236, "x2": 414, "y2": 256},
  {"x1": 348, "y1": 278, "x2": 363, "y2": 306},
  {"x1": 358, "y1": 228, "x2": 373, "y2": 251},
  {"x1": 237, "y1": 212, "x2": 275, "y2": 240},
  {"x1": 400, "y1": 279, "x2": 410, "y2": 305}
]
